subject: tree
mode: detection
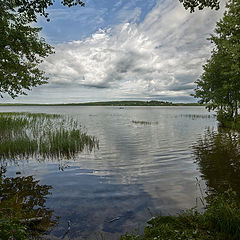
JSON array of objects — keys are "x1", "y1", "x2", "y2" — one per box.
[
  {"x1": 194, "y1": 50, "x2": 237, "y2": 120},
  {"x1": 193, "y1": 0, "x2": 240, "y2": 124},
  {"x1": 179, "y1": 0, "x2": 220, "y2": 12},
  {"x1": 0, "y1": 0, "x2": 84, "y2": 98}
]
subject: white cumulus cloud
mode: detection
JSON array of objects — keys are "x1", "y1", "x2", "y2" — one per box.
[{"x1": 6, "y1": 0, "x2": 225, "y2": 103}]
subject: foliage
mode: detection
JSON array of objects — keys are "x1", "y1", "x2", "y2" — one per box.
[
  {"x1": 0, "y1": 216, "x2": 29, "y2": 240},
  {"x1": 1, "y1": 1, "x2": 85, "y2": 22},
  {"x1": 120, "y1": 190, "x2": 240, "y2": 240},
  {"x1": 0, "y1": 0, "x2": 84, "y2": 98},
  {"x1": 193, "y1": 0, "x2": 240, "y2": 126},
  {"x1": 179, "y1": 0, "x2": 220, "y2": 12}
]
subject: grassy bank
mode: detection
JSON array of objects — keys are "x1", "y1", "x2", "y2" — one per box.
[{"x1": 120, "y1": 190, "x2": 240, "y2": 240}]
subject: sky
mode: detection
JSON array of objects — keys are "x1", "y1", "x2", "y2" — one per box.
[{"x1": 4, "y1": 0, "x2": 225, "y2": 103}]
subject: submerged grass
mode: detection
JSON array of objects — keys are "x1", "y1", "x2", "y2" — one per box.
[{"x1": 0, "y1": 112, "x2": 99, "y2": 160}]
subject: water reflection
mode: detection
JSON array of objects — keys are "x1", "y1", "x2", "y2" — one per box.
[
  {"x1": 44, "y1": 167, "x2": 155, "y2": 240},
  {"x1": 0, "y1": 167, "x2": 58, "y2": 237},
  {"x1": 0, "y1": 106, "x2": 218, "y2": 239},
  {"x1": 193, "y1": 128, "x2": 240, "y2": 194}
]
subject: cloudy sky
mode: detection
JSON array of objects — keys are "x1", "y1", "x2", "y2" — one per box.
[{"x1": 5, "y1": 0, "x2": 225, "y2": 103}]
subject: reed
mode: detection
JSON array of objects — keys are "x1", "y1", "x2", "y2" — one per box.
[
  {"x1": 0, "y1": 112, "x2": 99, "y2": 160},
  {"x1": 132, "y1": 120, "x2": 158, "y2": 125},
  {"x1": 178, "y1": 114, "x2": 215, "y2": 120}
]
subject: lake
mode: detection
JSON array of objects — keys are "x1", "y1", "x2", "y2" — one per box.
[{"x1": 0, "y1": 106, "x2": 220, "y2": 239}]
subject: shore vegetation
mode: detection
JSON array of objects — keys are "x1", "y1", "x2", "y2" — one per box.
[
  {"x1": 0, "y1": 112, "x2": 99, "y2": 160},
  {"x1": 120, "y1": 189, "x2": 240, "y2": 240}
]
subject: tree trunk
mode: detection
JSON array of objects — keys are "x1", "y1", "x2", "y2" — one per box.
[{"x1": 234, "y1": 101, "x2": 238, "y2": 122}]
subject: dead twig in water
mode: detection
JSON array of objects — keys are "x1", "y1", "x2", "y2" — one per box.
[
  {"x1": 19, "y1": 217, "x2": 43, "y2": 224},
  {"x1": 61, "y1": 220, "x2": 71, "y2": 239}
]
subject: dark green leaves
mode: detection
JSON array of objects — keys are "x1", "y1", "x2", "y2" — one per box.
[
  {"x1": 179, "y1": 0, "x2": 220, "y2": 12},
  {"x1": 0, "y1": 0, "x2": 85, "y2": 22},
  {"x1": 193, "y1": 0, "x2": 240, "y2": 124},
  {"x1": 0, "y1": 0, "x2": 84, "y2": 98},
  {"x1": 0, "y1": 6, "x2": 53, "y2": 98}
]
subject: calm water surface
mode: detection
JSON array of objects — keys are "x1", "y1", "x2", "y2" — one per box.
[{"x1": 0, "y1": 106, "x2": 218, "y2": 239}]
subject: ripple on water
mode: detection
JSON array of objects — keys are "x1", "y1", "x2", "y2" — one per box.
[{"x1": 0, "y1": 106, "x2": 217, "y2": 239}]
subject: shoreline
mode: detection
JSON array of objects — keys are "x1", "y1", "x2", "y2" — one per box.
[{"x1": 0, "y1": 101, "x2": 204, "y2": 107}]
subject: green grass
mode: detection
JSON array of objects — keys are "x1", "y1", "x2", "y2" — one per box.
[
  {"x1": 120, "y1": 189, "x2": 240, "y2": 240},
  {"x1": 0, "y1": 112, "x2": 99, "y2": 160},
  {"x1": 0, "y1": 216, "x2": 29, "y2": 240}
]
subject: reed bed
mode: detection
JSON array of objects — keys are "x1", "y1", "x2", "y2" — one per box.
[
  {"x1": 177, "y1": 114, "x2": 215, "y2": 120},
  {"x1": 132, "y1": 120, "x2": 158, "y2": 125},
  {"x1": 0, "y1": 112, "x2": 99, "y2": 160}
]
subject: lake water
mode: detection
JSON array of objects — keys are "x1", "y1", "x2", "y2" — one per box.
[{"x1": 0, "y1": 106, "x2": 218, "y2": 239}]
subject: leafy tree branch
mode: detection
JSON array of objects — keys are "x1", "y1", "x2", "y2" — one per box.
[
  {"x1": 193, "y1": 0, "x2": 240, "y2": 125},
  {"x1": 0, "y1": 0, "x2": 84, "y2": 98}
]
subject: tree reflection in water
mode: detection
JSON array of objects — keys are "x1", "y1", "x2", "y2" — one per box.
[
  {"x1": 0, "y1": 167, "x2": 58, "y2": 238},
  {"x1": 193, "y1": 128, "x2": 240, "y2": 194}
]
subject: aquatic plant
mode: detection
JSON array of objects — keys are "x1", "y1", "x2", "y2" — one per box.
[
  {"x1": 178, "y1": 114, "x2": 215, "y2": 120},
  {"x1": 0, "y1": 112, "x2": 99, "y2": 160},
  {"x1": 132, "y1": 120, "x2": 158, "y2": 125}
]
